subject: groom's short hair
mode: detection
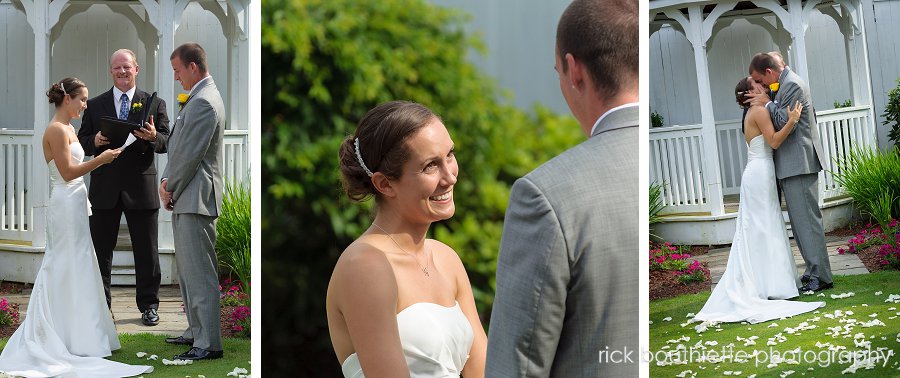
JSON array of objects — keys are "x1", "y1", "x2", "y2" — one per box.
[
  {"x1": 170, "y1": 42, "x2": 208, "y2": 74},
  {"x1": 556, "y1": 0, "x2": 637, "y2": 100},
  {"x1": 749, "y1": 52, "x2": 783, "y2": 74}
]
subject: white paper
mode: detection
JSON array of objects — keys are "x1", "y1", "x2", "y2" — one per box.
[{"x1": 123, "y1": 133, "x2": 137, "y2": 148}]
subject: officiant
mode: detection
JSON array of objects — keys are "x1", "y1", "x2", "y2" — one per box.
[{"x1": 78, "y1": 48, "x2": 170, "y2": 327}]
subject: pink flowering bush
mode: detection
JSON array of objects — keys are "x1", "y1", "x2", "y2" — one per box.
[
  {"x1": 0, "y1": 298, "x2": 19, "y2": 326},
  {"x1": 220, "y1": 278, "x2": 251, "y2": 338},
  {"x1": 837, "y1": 219, "x2": 900, "y2": 269},
  {"x1": 650, "y1": 241, "x2": 710, "y2": 284}
]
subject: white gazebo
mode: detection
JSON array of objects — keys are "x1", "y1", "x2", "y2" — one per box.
[
  {"x1": 0, "y1": 0, "x2": 252, "y2": 283},
  {"x1": 649, "y1": 0, "x2": 879, "y2": 244}
]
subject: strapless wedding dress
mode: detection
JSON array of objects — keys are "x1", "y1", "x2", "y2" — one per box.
[
  {"x1": 694, "y1": 135, "x2": 823, "y2": 324},
  {"x1": 0, "y1": 141, "x2": 151, "y2": 377},
  {"x1": 341, "y1": 302, "x2": 474, "y2": 377}
]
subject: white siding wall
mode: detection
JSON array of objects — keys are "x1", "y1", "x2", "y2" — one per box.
[
  {"x1": 0, "y1": 1, "x2": 35, "y2": 130},
  {"x1": 0, "y1": 2, "x2": 228, "y2": 131},
  {"x1": 864, "y1": 0, "x2": 900, "y2": 149},
  {"x1": 430, "y1": 0, "x2": 571, "y2": 114}
]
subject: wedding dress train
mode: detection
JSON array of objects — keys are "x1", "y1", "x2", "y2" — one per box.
[
  {"x1": 0, "y1": 140, "x2": 151, "y2": 377},
  {"x1": 694, "y1": 135, "x2": 823, "y2": 324}
]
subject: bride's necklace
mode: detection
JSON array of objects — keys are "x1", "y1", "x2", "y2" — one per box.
[{"x1": 372, "y1": 223, "x2": 431, "y2": 277}]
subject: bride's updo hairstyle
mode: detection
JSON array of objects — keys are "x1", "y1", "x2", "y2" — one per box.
[
  {"x1": 734, "y1": 76, "x2": 754, "y2": 109},
  {"x1": 46, "y1": 77, "x2": 86, "y2": 107},
  {"x1": 339, "y1": 101, "x2": 439, "y2": 202}
]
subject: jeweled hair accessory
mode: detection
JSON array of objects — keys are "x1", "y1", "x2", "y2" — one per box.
[
  {"x1": 59, "y1": 82, "x2": 66, "y2": 94},
  {"x1": 354, "y1": 137, "x2": 374, "y2": 177}
]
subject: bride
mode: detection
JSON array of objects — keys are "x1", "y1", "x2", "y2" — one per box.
[
  {"x1": 0, "y1": 78, "x2": 152, "y2": 377},
  {"x1": 694, "y1": 77, "x2": 824, "y2": 324},
  {"x1": 326, "y1": 101, "x2": 487, "y2": 377}
]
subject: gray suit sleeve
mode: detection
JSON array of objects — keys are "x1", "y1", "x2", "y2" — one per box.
[
  {"x1": 166, "y1": 99, "x2": 218, "y2": 202},
  {"x1": 487, "y1": 176, "x2": 569, "y2": 377},
  {"x1": 766, "y1": 81, "x2": 802, "y2": 132}
]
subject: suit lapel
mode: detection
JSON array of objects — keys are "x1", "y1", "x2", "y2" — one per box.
[{"x1": 101, "y1": 89, "x2": 118, "y2": 118}]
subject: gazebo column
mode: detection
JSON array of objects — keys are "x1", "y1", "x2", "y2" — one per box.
[
  {"x1": 139, "y1": 0, "x2": 189, "y2": 252},
  {"x1": 754, "y1": 0, "x2": 822, "y2": 82},
  {"x1": 665, "y1": 2, "x2": 737, "y2": 217},
  {"x1": 226, "y1": 0, "x2": 250, "y2": 132},
  {"x1": 21, "y1": 0, "x2": 68, "y2": 248}
]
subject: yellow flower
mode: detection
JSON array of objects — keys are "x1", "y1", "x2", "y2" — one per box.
[
  {"x1": 769, "y1": 82, "x2": 780, "y2": 92},
  {"x1": 130, "y1": 101, "x2": 143, "y2": 113},
  {"x1": 177, "y1": 94, "x2": 190, "y2": 107}
]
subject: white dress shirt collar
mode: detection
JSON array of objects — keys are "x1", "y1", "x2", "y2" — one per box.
[
  {"x1": 189, "y1": 75, "x2": 212, "y2": 97},
  {"x1": 591, "y1": 102, "x2": 639, "y2": 136}
]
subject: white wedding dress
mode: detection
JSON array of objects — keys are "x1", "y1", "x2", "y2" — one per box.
[
  {"x1": 341, "y1": 302, "x2": 474, "y2": 377},
  {"x1": 0, "y1": 141, "x2": 152, "y2": 377},
  {"x1": 694, "y1": 135, "x2": 823, "y2": 324}
]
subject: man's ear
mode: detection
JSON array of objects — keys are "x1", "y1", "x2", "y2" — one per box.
[
  {"x1": 371, "y1": 172, "x2": 396, "y2": 198},
  {"x1": 566, "y1": 53, "x2": 584, "y2": 91}
]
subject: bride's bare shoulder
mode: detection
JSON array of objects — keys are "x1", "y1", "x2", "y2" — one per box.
[{"x1": 329, "y1": 238, "x2": 398, "y2": 308}]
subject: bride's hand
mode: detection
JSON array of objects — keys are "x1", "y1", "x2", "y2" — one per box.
[
  {"x1": 788, "y1": 101, "x2": 803, "y2": 123},
  {"x1": 97, "y1": 148, "x2": 122, "y2": 164}
]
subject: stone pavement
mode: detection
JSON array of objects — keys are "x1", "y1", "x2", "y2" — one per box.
[
  {"x1": 693, "y1": 235, "x2": 866, "y2": 289},
  {"x1": 4, "y1": 285, "x2": 187, "y2": 336}
]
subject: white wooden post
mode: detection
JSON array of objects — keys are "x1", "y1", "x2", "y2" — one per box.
[
  {"x1": 664, "y1": 2, "x2": 736, "y2": 216},
  {"x1": 22, "y1": 0, "x2": 68, "y2": 248}
]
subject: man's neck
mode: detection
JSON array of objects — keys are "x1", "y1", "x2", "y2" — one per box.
[
  {"x1": 114, "y1": 85, "x2": 135, "y2": 93},
  {"x1": 582, "y1": 92, "x2": 638, "y2": 135}
]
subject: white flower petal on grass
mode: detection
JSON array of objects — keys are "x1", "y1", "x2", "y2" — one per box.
[
  {"x1": 135, "y1": 352, "x2": 147, "y2": 358},
  {"x1": 199, "y1": 376, "x2": 206, "y2": 378},
  {"x1": 686, "y1": 312, "x2": 695, "y2": 318},
  {"x1": 675, "y1": 370, "x2": 695, "y2": 378},
  {"x1": 802, "y1": 290, "x2": 814, "y2": 295},
  {"x1": 831, "y1": 292, "x2": 855, "y2": 299},
  {"x1": 890, "y1": 307, "x2": 897, "y2": 311},
  {"x1": 663, "y1": 317, "x2": 673, "y2": 322},
  {"x1": 876, "y1": 291, "x2": 884, "y2": 296},
  {"x1": 161, "y1": 358, "x2": 193, "y2": 366},
  {"x1": 768, "y1": 323, "x2": 779, "y2": 328},
  {"x1": 870, "y1": 313, "x2": 878, "y2": 318},
  {"x1": 885, "y1": 294, "x2": 900, "y2": 303},
  {"x1": 649, "y1": 320, "x2": 653, "y2": 325},
  {"x1": 705, "y1": 340, "x2": 718, "y2": 346},
  {"x1": 227, "y1": 367, "x2": 250, "y2": 377},
  {"x1": 861, "y1": 319, "x2": 886, "y2": 328},
  {"x1": 780, "y1": 370, "x2": 795, "y2": 377},
  {"x1": 147, "y1": 355, "x2": 158, "y2": 360},
  {"x1": 748, "y1": 375, "x2": 756, "y2": 378}
]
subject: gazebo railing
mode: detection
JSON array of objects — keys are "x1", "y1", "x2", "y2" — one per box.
[
  {"x1": 0, "y1": 130, "x2": 33, "y2": 241},
  {"x1": 652, "y1": 105, "x2": 877, "y2": 215},
  {"x1": 0, "y1": 128, "x2": 250, "y2": 244}
]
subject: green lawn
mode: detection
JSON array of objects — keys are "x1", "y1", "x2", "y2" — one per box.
[
  {"x1": 0, "y1": 333, "x2": 250, "y2": 377},
  {"x1": 651, "y1": 270, "x2": 900, "y2": 377}
]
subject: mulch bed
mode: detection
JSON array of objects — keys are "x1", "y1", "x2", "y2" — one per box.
[
  {"x1": 649, "y1": 269, "x2": 710, "y2": 301},
  {"x1": 857, "y1": 245, "x2": 889, "y2": 273}
]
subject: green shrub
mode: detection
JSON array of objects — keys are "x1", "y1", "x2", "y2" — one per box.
[
  {"x1": 831, "y1": 146, "x2": 900, "y2": 228},
  {"x1": 651, "y1": 109, "x2": 664, "y2": 128},
  {"x1": 216, "y1": 181, "x2": 251, "y2": 291},
  {"x1": 833, "y1": 99, "x2": 852, "y2": 108},
  {"x1": 650, "y1": 181, "x2": 666, "y2": 240},
  {"x1": 261, "y1": 0, "x2": 581, "y2": 374}
]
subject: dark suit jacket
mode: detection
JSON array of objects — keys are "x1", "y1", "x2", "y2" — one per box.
[{"x1": 78, "y1": 87, "x2": 170, "y2": 210}]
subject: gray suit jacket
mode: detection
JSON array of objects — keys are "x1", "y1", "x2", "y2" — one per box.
[
  {"x1": 765, "y1": 67, "x2": 826, "y2": 179},
  {"x1": 161, "y1": 77, "x2": 225, "y2": 217},
  {"x1": 486, "y1": 106, "x2": 639, "y2": 377}
]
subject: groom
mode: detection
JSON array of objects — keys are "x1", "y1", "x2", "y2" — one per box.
[
  {"x1": 78, "y1": 48, "x2": 169, "y2": 326},
  {"x1": 486, "y1": 0, "x2": 638, "y2": 376},
  {"x1": 746, "y1": 52, "x2": 833, "y2": 292},
  {"x1": 160, "y1": 42, "x2": 226, "y2": 361}
]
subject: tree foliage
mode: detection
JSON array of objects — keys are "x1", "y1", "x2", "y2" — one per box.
[{"x1": 261, "y1": 0, "x2": 581, "y2": 374}]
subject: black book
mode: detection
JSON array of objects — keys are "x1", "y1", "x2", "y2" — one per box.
[{"x1": 98, "y1": 92, "x2": 160, "y2": 148}]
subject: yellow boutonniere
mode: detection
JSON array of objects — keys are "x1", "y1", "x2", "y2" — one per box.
[
  {"x1": 177, "y1": 93, "x2": 190, "y2": 109},
  {"x1": 769, "y1": 82, "x2": 780, "y2": 92},
  {"x1": 130, "y1": 101, "x2": 143, "y2": 114}
]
